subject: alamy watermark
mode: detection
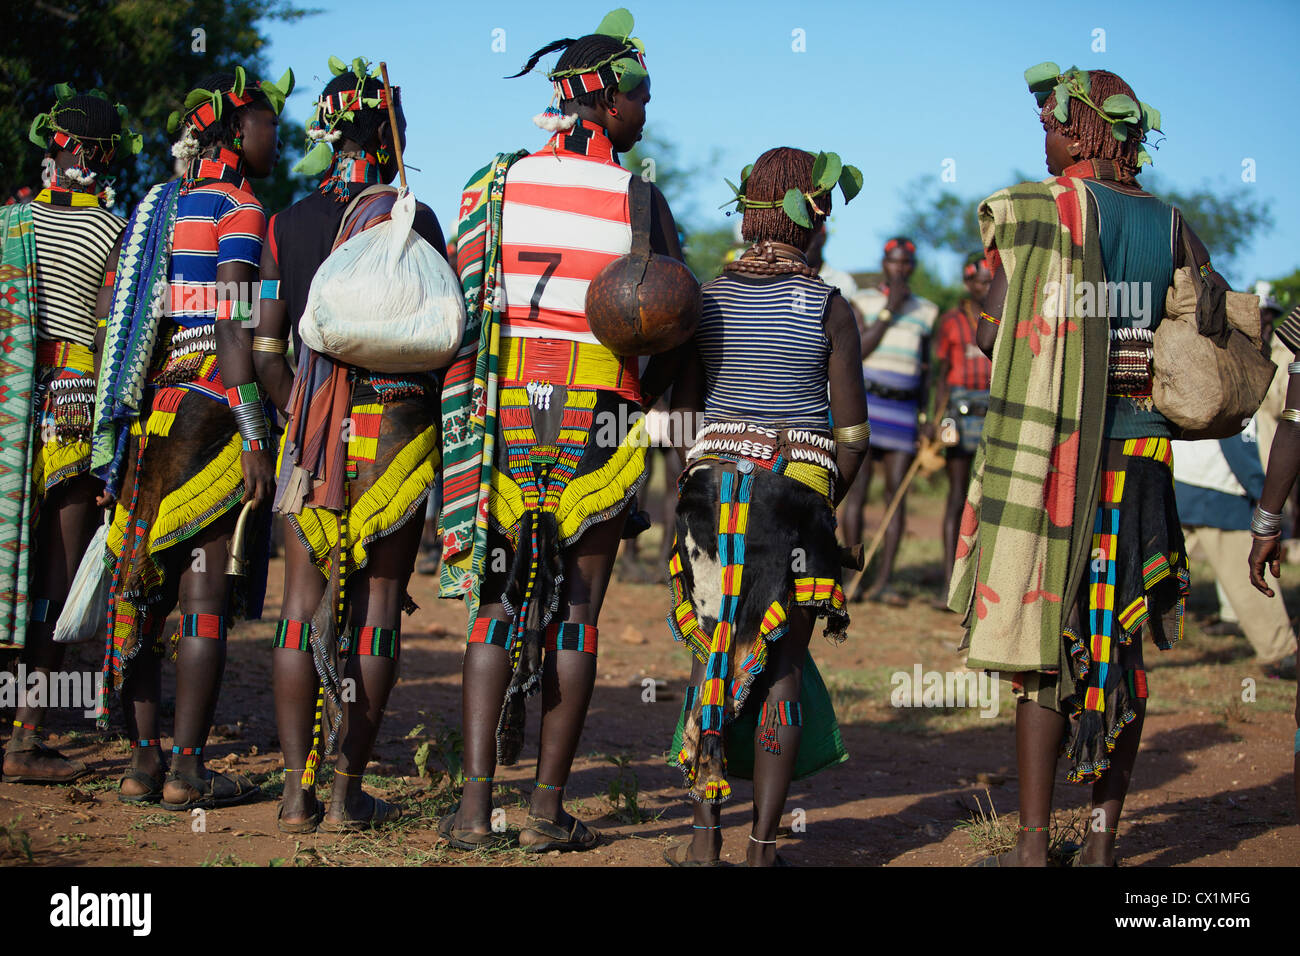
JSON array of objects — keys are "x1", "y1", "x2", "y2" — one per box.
[
  {"x1": 0, "y1": 664, "x2": 102, "y2": 719},
  {"x1": 890, "y1": 664, "x2": 1000, "y2": 718},
  {"x1": 1040, "y1": 278, "x2": 1156, "y2": 327}
]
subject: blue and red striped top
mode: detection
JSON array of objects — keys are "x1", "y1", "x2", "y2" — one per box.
[{"x1": 167, "y1": 152, "x2": 265, "y2": 327}]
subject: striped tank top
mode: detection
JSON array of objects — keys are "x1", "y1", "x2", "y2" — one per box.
[
  {"x1": 698, "y1": 273, "x2": 835, "y2": 429},
  {"x1": 500, "y1": 121, "x2": 632, "y2": 345},
  {"x1": 31, "y1": 198, "x2": 124, "y2": 347}
]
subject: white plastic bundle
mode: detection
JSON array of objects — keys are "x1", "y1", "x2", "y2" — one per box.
[
  {"x1": 53, "y1": 520, "x2": 109, "y2": 644},
  {"x1": 300, "y1": 188, "x2": 465, "y2": 373}
]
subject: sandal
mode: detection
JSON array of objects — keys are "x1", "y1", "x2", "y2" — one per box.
[
  {"x1": 319, "y1": 792, "x2": 402, "y2": 832},
  {"x1": 2, "y1": 740, "x2": 90, "y2": 785},
  {"x1": 160, "y1": 766, "x2": 260, "y2": 811},
  {"x1": 117, "y1": 767, "x2": 167, "y2": 805},
  {"x1": 519, "y1": 812, "x2": 600, "y2": 853},
  {"x1": 277, "y1": 798, "x2": 325, "y2": 834},
  {"x1": 663, "y1": 843, "x2": 724, "y2": 867},
  {"x1": 438, "y1": 810, "x2": 511, "y2": 851}
]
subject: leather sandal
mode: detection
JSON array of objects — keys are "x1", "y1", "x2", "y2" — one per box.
[
  {"x1": 438, "y1": 809, "x2": 511, "y2": 851},
  {"x1": 277, "y1": 797, "x2": 325, "y2": 834},
  {"x1": 663, "y1": 842, "x2": 724, "y2": 867},
  {"x1": 160, "y1": 767, "x2": 260, "y2": 811},
  {"x1": 319, "y1": 792, "x2": 402, "y2": 832},
  {"x1": 2, "y1": 740, "x2": 90, "y2": 785},
  {"x1": 519, "y1": 812, "x2": 600, "y2": 853},
  {"x1": 117, "y1": 767, "x2": 167, "y2": 805}
]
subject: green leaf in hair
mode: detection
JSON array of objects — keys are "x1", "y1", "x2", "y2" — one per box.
[
  {"x1": 615, "y1": 59, "x2": 647, "y2": 93},
  {"x1": 28, "y1": 114, "x2": 49, "y2": 148},
  {"x1": 1111, "y1": 122, "x2": 1128, "y2": 143},
  {"x1": 595, "y1": 8, "x2": 635, "y2": 40},
  {"x1": 1101, "y1": 93, "x2": 1140, "y2": 124},
  {"x1": 815, "y1": 152, "x2": 842, "y2": 191},
  {"x1": 166, "y1": 110, "x2": 182, "y2": 134},
  {"x1": 53, "y1": 82, "x2": 75, "y2": 102},
  {"x1": 352, "y1": 57, "x2": 366, "y2": 79},
  {"x1": 127, "y1": 132, "x2": 143, "y2": 155},
  {"x1": 232, "y1": 66, "x2": 246, "y2": 98},
  {"x1": 294, "y1": 141, "x2": 336, "y2": 175},
  {"x1": 185, "y1": 89, "x2": 211, "y2": 109},
  {"x1": 783, "y1": 188, "x2": 812, "y2": 228},
  {"x1": 723, "y1": 178, "x2": 741, "y2": 197},
  {"x1": 1024, "y1": 61, "x2": 1060, "y2": 104},
  {"x1": 1052, "y1": 82, "x2": 1070, "y2": 122},
  {"x1": 1140, "y1": 102, "x2": 1161, "y2": 134},
  {"x1": 328, "y1": 55, "x2": 347, "y2": 76},
  {"x1": 838, "y1": 164, "x2": 863, "y2": 204}
]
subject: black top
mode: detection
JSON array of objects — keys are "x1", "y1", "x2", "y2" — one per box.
[{"x1": 269, "y1": 182, "x2": 447, "y2": 354}]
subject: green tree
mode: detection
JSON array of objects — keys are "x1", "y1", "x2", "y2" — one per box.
[
  {"x1": 1269, "y1": 269, "x2": 1300, "y2": 310},
  {"x1": 624, "y1": 131, "x2": 734, "y2": 282},
  {"x1": 897, "y1": 171, "x2": 1274, "y2": 284},
  {"x1": 1, "y1": 0, "x2": 315, "y2": 209}
]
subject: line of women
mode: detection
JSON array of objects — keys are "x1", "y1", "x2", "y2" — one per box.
[{"x1": 2, "y1": 6, "x2": 1295, "y2": 867}]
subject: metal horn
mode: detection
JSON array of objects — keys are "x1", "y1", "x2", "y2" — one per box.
[{"x1": 225, "y1": 500, "x2": 258, "y2": 577}]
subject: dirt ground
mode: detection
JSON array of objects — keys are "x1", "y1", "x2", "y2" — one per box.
[{"x1": 2, "y1": 472, "x2": 1297, "y2": 868}]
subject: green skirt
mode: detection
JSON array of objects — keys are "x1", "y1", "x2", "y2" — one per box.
[{"x1": 669, "y1": 652, "x2": 848, "y2": 782}]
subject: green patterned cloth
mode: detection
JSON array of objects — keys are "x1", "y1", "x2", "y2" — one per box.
[
  {"x1": 0, "y1": 204, "x2": 39, "y2": 649},
  {"x1": 438, "y1": 151, "x2": 525, "y2": 627},
  {"x1": 91, "y1": 180, "x2": 180, "y2": 496},
  {"x1": 948, "y1": 176, "x2": 1109, "y2": 672}
]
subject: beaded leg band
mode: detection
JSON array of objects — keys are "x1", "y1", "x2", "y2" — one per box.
[
  {"x1": 180, "y1": 613, "x2": 225, "y2": 641},
  {"x1": 12, "y1": 719, "x2": 40, "y2": 733},
  {"x1": 273, "y1": 619, "x2": 311, "y2": 652},
  {"x1": 465, "y1": 775, "x2": 494, "y2": 784},
  {"x1": 535, "y1": 781, "x2": 562, "y2": 791},
  {"x1": 757, "y1": 700, "x2": 803, "y2": 755},
  {"x1": 172, "y1": 745, "x2": 203, "y2": 757},
  {"x1": 130, "y1": 738, "x2": 162, "y2": 749},
  {"x1": 543, "y1": 622, "x2": 598, "y2": 656},
  {"x1": 468, "y1": 616, "x2": 510, "y2": 648},
  {"x1": 340, "y1": 625, "x2": 399, "y2": 659}
]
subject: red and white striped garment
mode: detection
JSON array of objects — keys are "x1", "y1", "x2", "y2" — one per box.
[{"x1": 500, "y1": 121, "x2": 632, "y2": 345}]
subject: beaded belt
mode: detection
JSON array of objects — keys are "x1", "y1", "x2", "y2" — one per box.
[
  {"x1": 1107, "y1": 327, "x2": 1154, "y2": 396},
  {"x1": 499, "y1": 335, "x2": 640, "y2": 403},
  {"x1": 687, "y1": 421, "x2": 838, "y2": 497},
  {"x1": 154, "y1": 322, "x2": 218, "y2": 386},
  {"x1": 36, "y1": 340, "x2": 94, "y2": 372}
]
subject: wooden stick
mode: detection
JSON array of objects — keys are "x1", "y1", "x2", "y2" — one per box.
[
  {"x1": 378, "y1": 62, "x2": 406, "y2": 190},
  {"x1": 847, "y1": 442, "x2": 931, "y2": 600}
]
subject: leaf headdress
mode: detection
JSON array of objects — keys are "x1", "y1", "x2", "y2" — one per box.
[
  {"x1": 1024, "y1": 62, "x2": 1162, "y2": 167},
  {"x1": 720, "y1": 151, "x2": 863, "y2": 228}
]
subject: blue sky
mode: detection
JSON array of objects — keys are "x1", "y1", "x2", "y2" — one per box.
[{"x1": 262, "y1": 0, "x2": 1299, "y2": 287}]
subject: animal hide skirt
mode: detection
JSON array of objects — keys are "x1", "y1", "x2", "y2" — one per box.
[{"x1": 669, "y1": 452, "x2": 849, "y2": 803}]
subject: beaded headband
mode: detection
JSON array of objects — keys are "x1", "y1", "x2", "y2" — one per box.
[
  {"x1": 884, "y1": 237, "x2": 916, "y2": 256},
  {"x1": 167, "y1": 65, "x2": 295, "y2": 136},
  {"x1": 547, "y1": 8, "x2": 649, "y2": 99},
  {"x1": 29, "y1": 84, "x2": 142, "y2": 166},
  {"x1": 295, "y1": 56, "x2": 395, "y2": 176}
]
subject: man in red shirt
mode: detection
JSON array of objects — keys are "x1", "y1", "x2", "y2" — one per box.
[{"x1": 932, "y1": 252, "x2": 992, "y2": 604}]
